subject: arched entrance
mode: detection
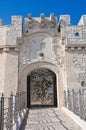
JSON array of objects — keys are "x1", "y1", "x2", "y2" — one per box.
[
  {"x1": 19, "y1": 61, "x2": 64, "y2": 107},
  {"x1": 27, "y1": 68, "x2": 57, "y2": 108}
]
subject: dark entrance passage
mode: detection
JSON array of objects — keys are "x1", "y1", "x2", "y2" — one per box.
[{"x1": 27, "y1": 68, "x2": 57, "y2": 108}]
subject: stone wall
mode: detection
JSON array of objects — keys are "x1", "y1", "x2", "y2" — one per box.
[
  {"x1": 65, "y1": 49, "x2": 86, "y2": 90},
  {"x1": 0, "y1": 16, "x2": 22, "y2": 96},
  {"x1": 4, "y1": 52, "x2": 18, "y2": 96},
  {"x1": 0, "y1": 53, "x2": 6, "y2": 92},
  {"x1": 0, "y1": 13, "x2": 86, "y2": 105}
]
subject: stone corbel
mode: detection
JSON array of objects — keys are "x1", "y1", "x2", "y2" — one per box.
[
  {"x1": 28, "y1": 14, "x2": 32, "y2": 20},
  {"x1": 78, "y1": 47, "x2": 81, "y2": 50},
  {"x1": 3, "y1": 47, "x2": 10, "y2": 52},
  {"x1": 15, "y1": 47, "x2": 19, "y2": 52},
  {"x1": 3, "y1": 47, "x2": 19, "y2": 52},
  {"x1": 71, "y1": 47, "x2": 74, "y2": 51}
]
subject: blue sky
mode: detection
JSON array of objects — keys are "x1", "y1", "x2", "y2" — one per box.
[{"x1": 0, "y1": 0, "x2": 86, "y2": 25}]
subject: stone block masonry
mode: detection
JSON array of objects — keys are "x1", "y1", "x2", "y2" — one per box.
[{"x1": 0, "y1": 13, "x2": 86, "y2": 107}]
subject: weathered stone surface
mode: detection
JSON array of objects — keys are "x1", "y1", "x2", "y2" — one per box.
[
  {"x1": 22, "y1": 108, "x2": 82, "y2": 130},
  {"x1": 0, "y1": 14, "x2": 86, "y2": 106}
]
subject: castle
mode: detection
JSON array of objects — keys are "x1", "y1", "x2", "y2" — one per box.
[{"x1": 0, "y1": 13, "x2": 86, "y2": 107}]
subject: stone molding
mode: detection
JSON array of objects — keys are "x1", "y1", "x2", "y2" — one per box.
[
  {"x1": 65, "y1": 46, "x2": 86, "y2": 51},
  {"x1": 0, "y1": 46, "x2": 19, "y2": 53},
  {"x1": 19, "y1": 59, "x2": 60, "y2": 74},
  {"x1": 65, "y1": 37, "x2": 86, "y2": 51},
  {"x1": 24, "y1": 26, "x2": 58, "y2": 36},
  {"x1": 73, "y1": 55, "x2": 86, "y2": 71},
  {"x1": 66, "y1": 38, "x2": 86, "y2": 46}
]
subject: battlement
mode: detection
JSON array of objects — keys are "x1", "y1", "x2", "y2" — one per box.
[
  {"x1": 11, "y1": 16, "x2": 22, "y2": 25},
  {"x1": 0, "y1": 14, "x2": 86, "y2": 50},
  {"x1": 24, "y1": 14, "x2": 70, "y2": 31},
  {"x1": 60, "y1": 15, "x2": 70, "y2": 25},
  {"x1": 78, "y1": 15, "x2": 86, "y2": 25},
  {"x1": 61, "y1": 25, "x2": 86, "y2": 39},
  {"x1": 0, "y1": 16, "x2": 22, "y2": 49},
  {"x1": 24, "y1": 13, "x2": 58, "y2": 31},
  {"x1": 0, "y1": 14, "x2": 86, "y2": 27}
]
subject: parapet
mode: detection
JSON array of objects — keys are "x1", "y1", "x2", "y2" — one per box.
[
  {"x1": 59, "y1": 15, "x2": 70, "y2": 25},
  {"x1": 24, "y1": 13, "x2": 71, "y2": 36},
  {"x1": 11, "y1": 16, "x2": 22, "y2": 25},
  {"x1": 0, "y1": 16, "x2": 22, "y2": 51},
  {"x1": 24, "y1": 13, "x2": 58, "y2": 30},
  {"x1": 78, "y1": 15, "x2": 86, "y2": 25}
]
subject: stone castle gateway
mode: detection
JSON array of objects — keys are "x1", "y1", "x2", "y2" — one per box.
[{"x1": 0, "y1": 14, "x2": 86, "y2": 108}]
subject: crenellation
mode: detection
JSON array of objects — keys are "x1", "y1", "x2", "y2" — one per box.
[
  {"x1": 28, "y1": 13, "x2": 32, "y2": 20},
  {"x1": 0, "y1": 19, "x2": 3, "y2": 26},
  {"x1": 28, "y1": 14, "x2": 33, "y2": 29},
  {"x1": 24, "y1": 13, "x2": 58, "y2": 32},
  {"x1": 61, "y1": 26, "x2": 83, "y2": 39},
  {"x1": 40, "y1": 13, "x2": 45, "y2": 19},
  {"x1": 0, "y1": 26, "x2": 7, "y2": 45},
  {"x1": 11, "y1": 16, "x2": 22, "y2": 25},
  {"x1": 50, "y1": 13, "x2": 57, "y2": 28},
  {"x1": 40, "y1": 13, "x2": 46, "y2": 28},
  {"x1": 1, "y1": 13, "x2": 86, "y2": 107},
  {"x1": 60, "y1": 15, "x2": 70, "y2": 25},
  {"x1": 78, "y1": 15, "x2": 86, "y2": 25}
]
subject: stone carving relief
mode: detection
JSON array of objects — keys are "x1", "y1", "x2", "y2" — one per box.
[
  {"x1": 77, "y1": 72, "x2": 86, "y2": 87},
  {"x1": 19, "y1": 38, "x2": 46, "y2": 71},
  {"x1": 73, "y1": 55, "x2": 86, "y2": 85},
  {"x1": 52, "y1": 37, "x2": 63, "y2": 66},
  {"x1": 19, "y1": 43, "x2": 31, "y2": 70},
  {"x1": 7, "y1": 26, "x2": 22, "y2": 36},
  {"x1": 19, "y1": 34, "x2": 64, "y2": 72},
  {"x1": 73, "y1": 55, "x2": 86, "y2": 71},
  {"x1": 78, "y1": 72, "x2": 86, "y2": 82},
  {"x1": 40, "y1": 42, "x2": 46, "y2": 50}
]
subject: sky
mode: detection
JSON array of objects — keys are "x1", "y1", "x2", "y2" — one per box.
[{"x1": 0, "y1": 0, "x2": 86, "y2": 25}]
